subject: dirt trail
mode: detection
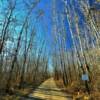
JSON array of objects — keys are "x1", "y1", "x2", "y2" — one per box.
[{"x1": 29, "y1": 78, "x2": 72, "y2": 100}]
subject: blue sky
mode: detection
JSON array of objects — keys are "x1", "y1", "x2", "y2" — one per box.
[
  {"x1": 0, "y1": 0, "x2": 52, "y2": 47},
  {"x1": 0, "y1": 0, "x2": 92, "y2": 48},
  {"x1": 0, "y1": 0, "x2": 54, "y2": 70},
  {"x1": 1, "y1": 0, "x2": 98, "y2": 52},
  {"x1": 0, "y1": 0, "x2": 99, "y2": 70}
]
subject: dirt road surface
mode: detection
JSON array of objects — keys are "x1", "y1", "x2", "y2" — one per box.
[{"x1": 28, "y1": 78, "x2": 72, "y2": 100}]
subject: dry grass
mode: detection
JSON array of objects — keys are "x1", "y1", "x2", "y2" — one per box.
[{"x1": 55, "y1": 78, "x2": 100, "y2": 100}]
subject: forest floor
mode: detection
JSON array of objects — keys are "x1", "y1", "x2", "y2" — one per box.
[
  {"x1": 0, "y1": 78, "x2": 73, "y2": 100},
  {"x1": 55, "y1": 79, "x2": 100, "y2": 100},
  {"x1": 0, "y1": 78, "x2": 100, "y2": 100}
]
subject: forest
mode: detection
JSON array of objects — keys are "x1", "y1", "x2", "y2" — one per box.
[{"x1": 0, "y1": 0, "x2": 100, "y2": 100}]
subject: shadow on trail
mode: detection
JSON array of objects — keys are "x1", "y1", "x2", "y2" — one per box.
[
  {"x1": 0, "y1": 89, "x2": 44, "y2": 100},
  {"x1": 14, "y1": 85, "x2": 44, "y2": 100},
  {"x1": 35, "y1": 87, "x2": 62, "y2": 92},
  {"x1": 0, "y1": 79, "x2": 73, "y2": 100},
  {"x1": 30, "y1": 87, "x2": 73, "y2": 99},
  {"x1": 0, "y1": 81, "x2": 46, "y2": 100},
  {"x1": 18, "y1": 95, "x2": 44, "y2": 100}
]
